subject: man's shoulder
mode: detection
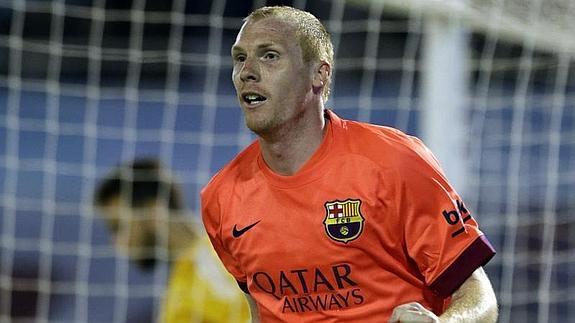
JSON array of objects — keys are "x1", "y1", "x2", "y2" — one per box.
[
  {"x1": 340, "y1": 119, "x2": 427, "y2": 163},
  {"x1": 346, "y1": 120, "x2": 445, "y2": 178},
  {"x1": 347, "y1": 120, "x2": 409, "y2": 142},
  {"x1": 201, "y1": 140, "x2": 259, "y2": 202}
]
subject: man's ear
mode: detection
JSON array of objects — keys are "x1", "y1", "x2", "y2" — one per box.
[{"x1": 312, "y1": 61, "x2": 331, "y2": 94}]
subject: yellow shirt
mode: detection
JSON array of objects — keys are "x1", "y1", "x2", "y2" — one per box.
[{"x1": 161, "y1": 238, "x2": 250, "y2": 323}]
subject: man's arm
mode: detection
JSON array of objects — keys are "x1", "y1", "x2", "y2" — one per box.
[
  {"x1": 439, "y1": 267, "x2": 498, "y2": 322},
  {"x1": 389, "y1": 267, "x2": 498, "y2": 322},
  {"x1": 245, "y1": 294, "x2": 261, "y2": 323}
]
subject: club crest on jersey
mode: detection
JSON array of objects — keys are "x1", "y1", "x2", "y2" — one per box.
[{"x1": 323, "y1": 199, "x2": 365, "y2": 243}]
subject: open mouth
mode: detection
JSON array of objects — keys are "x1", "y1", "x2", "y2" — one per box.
[{"x1": 242, "y1": 93, "x2": 267, "y2": 106}]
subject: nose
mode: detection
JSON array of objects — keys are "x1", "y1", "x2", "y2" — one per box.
[{"x1": 239, "y1": 57, "x2": 260, "y2": 82}]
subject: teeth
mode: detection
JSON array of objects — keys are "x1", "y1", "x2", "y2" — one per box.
[
  {"x1": 244, "y1": 94, "x2": 266, "y2": 104},
  {"x1": 247, "y1": 95, "x2": 259, "y2": 101}
]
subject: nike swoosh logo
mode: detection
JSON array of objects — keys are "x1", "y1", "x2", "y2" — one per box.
[{"x1": 232, "y1": 220, "x2": 261, "y2": 238}]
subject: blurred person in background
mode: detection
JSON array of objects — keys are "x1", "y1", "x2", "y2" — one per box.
[{"x1": 94, "y1": 158, "x2": 250, "y2": 323}]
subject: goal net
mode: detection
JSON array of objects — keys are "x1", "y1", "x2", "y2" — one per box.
[{"x1": 0, "y1": 0, "x2": 573, "y2": 322}]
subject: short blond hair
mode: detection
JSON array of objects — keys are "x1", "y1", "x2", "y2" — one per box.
[{"x1": 245, "y1": 6, "x2": 334, "y2": 101}]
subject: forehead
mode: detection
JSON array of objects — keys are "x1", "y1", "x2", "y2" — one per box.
[{"x1": 233, "y1": 17, "x2": 298, "y2": 49}]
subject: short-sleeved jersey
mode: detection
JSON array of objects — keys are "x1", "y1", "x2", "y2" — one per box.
[
  {"x1": 161, "y1": 237, "x2": 250, "y2": 323},
  {"x1": 201, "y1": 110, "x2": 495, "y2": 322}
]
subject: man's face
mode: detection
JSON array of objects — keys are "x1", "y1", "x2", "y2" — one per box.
[
  {"x1": 100, "y1": 198, "x2": 162, "y2": 270},
  {"x1": 231, "y1": 17, "x2": 315, "y2": 135}
]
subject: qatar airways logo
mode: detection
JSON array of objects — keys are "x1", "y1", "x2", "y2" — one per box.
[{"x1": 251, "y1": 263, "x2": 365, "y2": 313}]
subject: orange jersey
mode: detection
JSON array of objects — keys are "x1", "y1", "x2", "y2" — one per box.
[{"x1": 201, "y1": 110, "x2": 495, "y2": 322}]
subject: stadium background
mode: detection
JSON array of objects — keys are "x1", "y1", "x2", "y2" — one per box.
[{"x1": 0, "y1": 0, "x2": 573, "y2": 322}]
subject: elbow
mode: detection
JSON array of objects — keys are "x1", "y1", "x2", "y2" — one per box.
[
  {"x1": 482, "y1": 272, "x2": 499, "y2": 323},
  {"x1": 473, "y1": 278, "x2": 498, "y2": 323},
  {"x1": 483, "y1": 291, "x2": 499, "y2": 323}
]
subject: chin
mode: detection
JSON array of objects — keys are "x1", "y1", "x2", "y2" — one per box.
[
  {"x1": 245, "y1": 112, "x2": 284, "y2": 133},
  {"x1": 245, "y1": 117, "x2": 271, "y2": 134},
  {"x1": 135, "y1": 257, "x2": 158, "y2": 271}
]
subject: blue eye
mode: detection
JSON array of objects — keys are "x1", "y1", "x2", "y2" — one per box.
[{"x1": 264, "y1": 52, "x2": 278, "y2": 60}]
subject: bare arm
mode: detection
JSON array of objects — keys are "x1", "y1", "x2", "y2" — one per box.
[
  {"x1": 439, "y1": 267, "x2": 498, "y2": 322},
  {"x1": 245, "y1": 294, "x2": 260, "y2": 323},
  {"x1": 389, "y1": 267, "x2": 498, "y2": 322}
]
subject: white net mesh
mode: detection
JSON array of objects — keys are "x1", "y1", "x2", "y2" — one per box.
[
  {"x1": 0, "y1": 0, "x2": 573, "y2": 322},
  {"x1": 363, "y1": 0, "x2": 575, "y2": 54}
]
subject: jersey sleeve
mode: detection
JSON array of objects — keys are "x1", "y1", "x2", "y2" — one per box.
[
  {"x1": 395, "y1": 138, "x2": 496, "y2": 298},
  {"x1": 200, "y1": 187, "x2": 248, "y2": 288}
]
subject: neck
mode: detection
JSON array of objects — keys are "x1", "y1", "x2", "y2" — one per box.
[
  {"x1": 259, "y1": 108, "x2": 327, "y2": 176},
  {"x1": 167, "y1": 219, "x2": 197, "y2": 258}
]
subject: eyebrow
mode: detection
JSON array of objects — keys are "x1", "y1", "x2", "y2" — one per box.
[
  {"x1": 231, "y1": 46, "x2": 243, "y2": 54},
  {"x1": 232, "y1": 43, "x2": 277, "y2": 53}
]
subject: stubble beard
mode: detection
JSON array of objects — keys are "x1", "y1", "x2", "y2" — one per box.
[
  {"x1": 243, "y1": 108, "x2": 281, "y2": 137},
  {"x1": 245, "y1": 117, "x2": 276, "y2": 137}
]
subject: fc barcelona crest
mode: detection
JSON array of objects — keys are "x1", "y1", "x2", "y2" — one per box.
[{"x1": 323, "y1": 199, "x2": 365, "y2": 243}]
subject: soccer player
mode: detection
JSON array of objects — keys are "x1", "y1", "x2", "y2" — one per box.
[
  {"x1": 94, "y1": 158, "x2": 250, "y2": 323},
  {"x1": 201, "y1": 5, "x2": 498, "y2": 322}
]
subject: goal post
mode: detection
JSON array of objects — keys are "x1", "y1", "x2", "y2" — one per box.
[{"x1": 419, "y1": 15, "x2": 470, "y2": 195}]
